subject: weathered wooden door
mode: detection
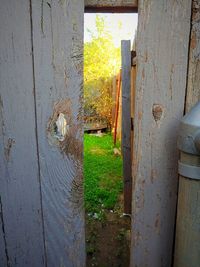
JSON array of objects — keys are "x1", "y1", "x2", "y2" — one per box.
[
  {"x1": 0, "y1": 1, "x2": 85, "y2": 266},
  {"x1": 121, "y1": 40, "x2": 132, "y2": 215},
  {"x1": 131, "y1": 1, "x2": 192, "y2": 266}
]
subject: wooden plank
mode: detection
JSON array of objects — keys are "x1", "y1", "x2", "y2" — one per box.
[
  {"x1": 85, "y1": 0, "x2": 137, "y2": 6},
  {"x1": 121, "y1": 40, "x2": 132, "y2": 214},
  {"x1": 130, "y1": 0, "x2": 192, "y2": 266},
  {"x1": 185, "y1": 0, "x2": 200, "y2": 113},
  {"x1": 111, "y1": 75, "x2": 117, "y2": 129},
  {"x1": 85, "y1": 0, "x2": 138, "y2": 12},
  {"x1": 174, "y1": 176, "x2": 200, "y2": 267},
  {"x1": 0, "y1": 198, "x2": 7, "y2": 267},
  {"x1": 117, "y1": 80, "x2": 122, "y2": 141},
  {"x1": 114, "y1": 71, "x2": 121, "y2": 144},
  {"x1": 0, "y1": 0, "x2": 45, "y2": 266},
  {"x1": 84, "y1": 123, "x2": 107, "y2": 131},
  {"x1": 131, "y1": 64, "x2": 136, "y2": 163},
  {"x1": 174, "y1": 1, "x2": 200, "y2": 266},
  {"x1": 31, "y1": 1, "x2": 85, "y2": 266}
]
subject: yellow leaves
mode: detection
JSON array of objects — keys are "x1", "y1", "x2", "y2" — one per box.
[{"x1": 84, "y1": 15, "x2": 121, "y2": 124}]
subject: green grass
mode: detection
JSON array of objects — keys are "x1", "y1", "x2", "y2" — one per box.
[{"x1": 84, "y1": 133, "x2": 123, "y2": 215}]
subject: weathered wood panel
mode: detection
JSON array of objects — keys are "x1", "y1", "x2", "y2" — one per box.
[
  {"x1": 85, "y1": 0, "x2": 137, "y2": 12},
  {"x1": 117, "y1": 81, "x2": 122, "y2": 141},
  {"x1": 130, "y1": 1, "x2": 192, "y2": 266},
  {"x1": 174, "y1": 1, "x2": 200, "y2": 266},
  {"x1": 85, "y1": 0, "x2": 137, "y2": 6},
  {"x1": 31, "y1": 0, "x2": 85, "y2": 266},
  {"x1": 185, "y1": 0, "x2": 200, "y2": 113},
  {"x1": 131, "y1": 62, "x2": 136, "y2": 163},
  {"x1": 121, "y1": 40, "x2": 132, "y2": 214},
  {"x1": 0, "y1": 199, "x2": 7, "y2": 266},
  {"x1": 114, "y1": 72, "x2": 121, "y2": 144},
  {"x1": 112, "y1": 75, "x2": 117, "y2": 129},
  {"x1": 174, "y1": 176, "x2": 200, "y2": 267},
  {"x1": 0, "y1": 1, "x2": 45, "y2": 266}
]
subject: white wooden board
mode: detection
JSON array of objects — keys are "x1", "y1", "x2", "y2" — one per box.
[
  {"x1": 0, "y1": 1, "x2": 46, "y2": 266},
  {"x1": 131, "y1": 0, "x2": 192, "y2": 266},
  {"x1": 31, "y1": 0, "x2": 85, "y2": 266}
]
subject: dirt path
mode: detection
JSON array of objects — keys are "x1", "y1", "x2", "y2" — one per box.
[{"x1": 86, "y1": 200, "x2": 131, "y2": 267}]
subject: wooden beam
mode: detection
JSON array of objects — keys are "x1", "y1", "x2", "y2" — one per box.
[
  {"x1": 130, "y1": 62, "x2": 136, "y2": 161},
  {"x1": 0, "y1": 198, "x2": 7, "y2": 266},
  {"x1": 31, "y1": 0, "x2": 85, "y2": 266},
  {"x1": 174, "y1": 1, "x2": 200, "y2": 266},
  {"x1": 185, "y1": 0, "x2": 200, "y2": 114},
  {"x1": 121, "y1": 40, "x2": 132, "y2": 214},
  {"x1": 174, "y1": 177, "x2": 200, "y2": 267},
  {"x1": 111, "y1": 75, "x2": 117, "y2": 129},
  {"x1": 85, "y1": 0, "x2": 138, "y2": 13},
  {"x1": 130, "y1": 0, "x2": 192, "y2": 266},
  {"x1": 0, "y1": 1, "x2": 46, "y2": 266},
  {"x1": 114, "y1": 71, "x2": 121, "y2": 145}
]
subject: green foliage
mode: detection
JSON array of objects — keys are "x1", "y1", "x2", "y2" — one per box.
[
  {"x1": 84, "y1": 15, "x2": 121, "y2": 123},
  {"x1": 84, "y1": 133, "x2": 123, "y2": 216}
]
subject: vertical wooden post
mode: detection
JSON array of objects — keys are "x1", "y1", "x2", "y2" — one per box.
[
  {"x1": 174, "y1": 177, "x2": 200, "y2": 267},
  {"x1": 112, "y1": 75, "x2": 117, "y2": 129},
  {"x1": 31, "y1": 1, "x2": 85, "y2": 266},
  {"x1": 114, "y1": 71, "x2": 121, "y2": 145},
  {"x1": 0, "y1": 1, "x2": 46, "y2": 266},
  {"x1": 130, "y1": 1, "x2": 192, "y2": 266},
  {"x1": 117, "y1": 81, "x2": 122, "y2": 141},
  {"x1": 185, "y1": 0, "x2": 200, "y2": 114},
  {"x1": 121, "y1": 40, "x2": 132, "y2": 214},
  {"x1": 131, "y1": 60, "x2": 136, "y2": 162},
  {"x1": 174, "y1": 1, "x2": 200, "y2": 266},
  {"x1": 0, "y1": 1, "x2": 85, "y2": 266},
  {"x1": 0, "y1": 198, "x2": 7, "y2": 266}
]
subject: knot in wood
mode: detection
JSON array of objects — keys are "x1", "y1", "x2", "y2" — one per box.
[{"x1": 152, "y1": 104, "x2": 163, "y2": 122}]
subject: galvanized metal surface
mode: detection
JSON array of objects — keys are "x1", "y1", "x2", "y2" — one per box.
[
  {"x1": 178, "y1": 102, "x2": 200, "y2": 156},
  {"x1": 178, "y1": 161, "x2": 200, "y2": 180},
  {"x1": 177, "y1": 102, "x2": 200, "y2": 179}
]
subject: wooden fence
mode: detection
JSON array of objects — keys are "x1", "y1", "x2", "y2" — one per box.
[
  {"x1": 0, "y1": 1, "x2": 198, "y2": 267},
  {"x1": 84, "y1": 116, "x2": 108, "y2": 131},
  {"x1": 0, "y1": 1, "x2": 85, "y2": 266},
  {"x1": 111, "y1": 42, "x2": 136, "y2": 214}
]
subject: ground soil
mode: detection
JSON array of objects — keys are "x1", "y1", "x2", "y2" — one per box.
[{"x1": 86, "y1": 196, "x2": 131, "y2": 267}]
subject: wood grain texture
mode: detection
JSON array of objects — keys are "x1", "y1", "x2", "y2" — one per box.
[
  {"x1": 131, "y1": 65, "x2": 136, "y2": 163},
  {"x1": 31, "y1": 0, "x2": 85, "y2": 266},
  {"x1": 111, "y1": 75, "x2": 117, "y2": 129},
  {"x1": 174, "y1": 176, "x2": 200, "y2": 267},
  {"x1": 85, "y1": 0, "x2": 137, "y2": 12},
  {"x1": 0, "y1": 198, "x2": 7, "y2": 267},
  {"x1": 130, "y1": 1, "x2": 192, "y2": 266},
  {"x1": 114, "y1": 72, "x2": 121, "y2": 144},
  {"x1": 0, "y1": 1, "x2": 45, "y2": 266},
  {"x1": 121, "y1": 40, "x2": 132, "y2": 214},
  {"x1": 174, "y1": 2, "x2": 200, "y2": 266},
  {"x1": 85, "y1": 0, "x2": 137, "y2": 6},
  {"x1": 185, "y1": 0, "x2": 200, "y2": 113}
]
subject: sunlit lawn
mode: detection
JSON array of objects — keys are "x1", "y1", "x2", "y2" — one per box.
[{"x1": 84, "y1": 133, "x2": 123, "y2": 215}]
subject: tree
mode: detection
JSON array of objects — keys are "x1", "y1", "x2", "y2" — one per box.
[{"x1": 84, "y1": 15, "x2": 121, "y2": 124}]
